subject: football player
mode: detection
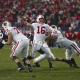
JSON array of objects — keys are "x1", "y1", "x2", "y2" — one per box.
[
  {"x1": 0, "y1": 29, "x2": 8, "y2": 49},
  {"x1": 24, "y1": 15, "x2": 72, "y2": 69},
  {"x1": 1, "y1": 21, "x2": 33, "y2": 72},
  {"x1": 33, "y1": 25, "x2": 79, "y2": 68}
]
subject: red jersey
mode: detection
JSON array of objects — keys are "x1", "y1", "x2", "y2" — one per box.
[{"x1": 65, "y1": 30, "x2": 76, "y2": 40}]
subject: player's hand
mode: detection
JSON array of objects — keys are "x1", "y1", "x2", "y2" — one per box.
[{"x1": 2, "y1": 40, "x2": 6, "y2": 44}]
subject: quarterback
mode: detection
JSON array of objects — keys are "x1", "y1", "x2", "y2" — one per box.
[{"x1": 25, "y1": 15, "x2": 73, "y2": 69}]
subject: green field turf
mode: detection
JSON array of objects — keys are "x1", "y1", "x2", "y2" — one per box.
[{"x1": 0, "y1": 46, "x2": 80, "y2": 80}]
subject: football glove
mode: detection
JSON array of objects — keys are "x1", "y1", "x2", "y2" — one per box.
[{"x1": 2, "y1": 40, "x2": 6, "y2": 44}]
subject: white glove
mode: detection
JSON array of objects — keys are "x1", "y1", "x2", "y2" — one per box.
[{"x1": 2, "y1": 40, "x2": 6, "y2": 44}]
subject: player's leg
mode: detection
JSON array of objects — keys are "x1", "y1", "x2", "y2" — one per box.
[
  {"x1": 41, "y1": 45, "x2": 56, "y2": 60},
  {"x1": 65, "y1": 49, "x2": 73, "y2": 67},
  {"x1": 21, "y1": 40, "x2": 33, "y2": 72},
  {"x1": 70, "y1": 58, "x2": 79, "y2": 68},
  {"x1": 38, "y1": 49, "x2": 53, "y2": 69},
  {"x1": 33, "y1": 53, "x2": 47, "y2": 65},
  {"x1": 69, "y1": 43, "x2": 80, "y2": 68},
  {"x1": 22, "y1": 58, "x2": 33, "y2": 72},
  {"x1": 27, "y1": 43, "x2": 38, "y2": 60},
  {"x1": 12, "y1": 56, "x2": 25, "y2": 71},
  {"x1": 38, "y1": 47, "x2": 54, "y2": 70},
  {"x1": 40, "y1": 44, "x2": 56, "y2": 70},
  {"x1": 65, "y1": 48, "x2": 79, "y2": 68},
  {"x1": 41, "y1": 45, "x2": 72, "y2": 67},
  {"x1": 33, "y1": 53, "x2": 54, "y2": 70},
  {"x1": 65, "y1": 49, "x2": 73, "y2": 60},
  {"x1": 33, "y1": 54, "x2": 47, "y2": 67},
  {"x1": 33, "y1": 49, "x2": 54, "y2": 70},
  {"x1": 10, "y1": 42, "x2": 25, "y2": 71},
  {"x1": 54, "y1": 39, "x2": 79, "y2": 67},
  {"x1": 47, "y1": 57, "x2": 54, "y2": 70},
  {"x1": 30, "y1": 49, "x2": 44, "y2": 68},
  {"x1": 71, "y1": 42, "x2": 80, "y2": 56}
]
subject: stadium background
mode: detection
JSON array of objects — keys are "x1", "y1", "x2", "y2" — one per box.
[
  {"x1": 0, "y1": 0, "x2": 80, "y2": 31},
  {"x1": 0, "y1": 1, "x2": 80, "y2": 80},
  {"x1": 0, "y1": 0, "x2": 80, "y2": 48}
]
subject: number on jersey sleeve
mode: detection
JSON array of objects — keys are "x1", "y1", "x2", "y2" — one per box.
[{"x1": 13, "y1": 27, "x2": 20, "y2": 34}]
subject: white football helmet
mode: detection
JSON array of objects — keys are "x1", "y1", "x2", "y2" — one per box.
[
  {"x1": 2, "y1": 21, "x2": 11, "y2": 30},
  {"x1": 51, "y1": 25, "x2": 57, "y2": 30},
  {"x1": 36, "y1": 15, "x2": 44, "y2": 23},
  {"x1": 49, "y1": 26, "x2": 53, "y2": 31}
]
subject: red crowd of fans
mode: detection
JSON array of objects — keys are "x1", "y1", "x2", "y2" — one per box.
[{"x1": 0, "y1": 0, "x2": 80, "y2": 31}]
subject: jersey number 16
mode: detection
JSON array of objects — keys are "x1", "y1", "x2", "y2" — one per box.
[{"x1": 37, "y1": 26, "x2": 45, "y2": 34}]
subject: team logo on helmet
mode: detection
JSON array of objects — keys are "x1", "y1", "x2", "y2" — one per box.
[{"x1": 2, "y1": 21, "x2": 11, "y2": 31}]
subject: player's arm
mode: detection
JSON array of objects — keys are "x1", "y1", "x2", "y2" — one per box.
[
  {"x1": 51, "y1": 35, "x2": 57, "y2": 41},
  {"x1": 46, "y1": 35, "x2": 57, "y2": 41},
  {"x1": 2, "y1": 32, "x2": 13, "y2": 45},
  {"x1": 24, "y1": 21, "x2": 33, "y2": 29},
  {"x1": 46, "y1": 30, "x2": 52, "y2": 40},
  {"x1": 46, "y1": 30, "x2": 57, "y2": 41}
]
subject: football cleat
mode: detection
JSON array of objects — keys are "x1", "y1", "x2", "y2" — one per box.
[
  {"x1": 17, "y1": 65, "x2": 25, "y2": 72},
  {"x1": 32, "y1": 63, "x2": 40, "y2": 67},
  {"x1": 50, "y1": 67, "x2": 54, "y2": 70},
  {"x1": 28, "y1": 67, "x2": 33, "y2": 72},
  {"x1": 71, "y1": 58, "x2": 80, "y2": 68},
  {"x1": 62, "y1": 59, "x2": 72, "y2": 67},
  {"x1": 72, "y1": 64, "x2": 80, "y2": 68},
  {"x1": 66, "y1": 60, "x2": 72, "y2": 67}
]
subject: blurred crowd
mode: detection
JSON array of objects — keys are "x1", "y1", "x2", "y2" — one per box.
[{"x1": 0, "y1": 0, "x2": 80, "y2": 31}]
